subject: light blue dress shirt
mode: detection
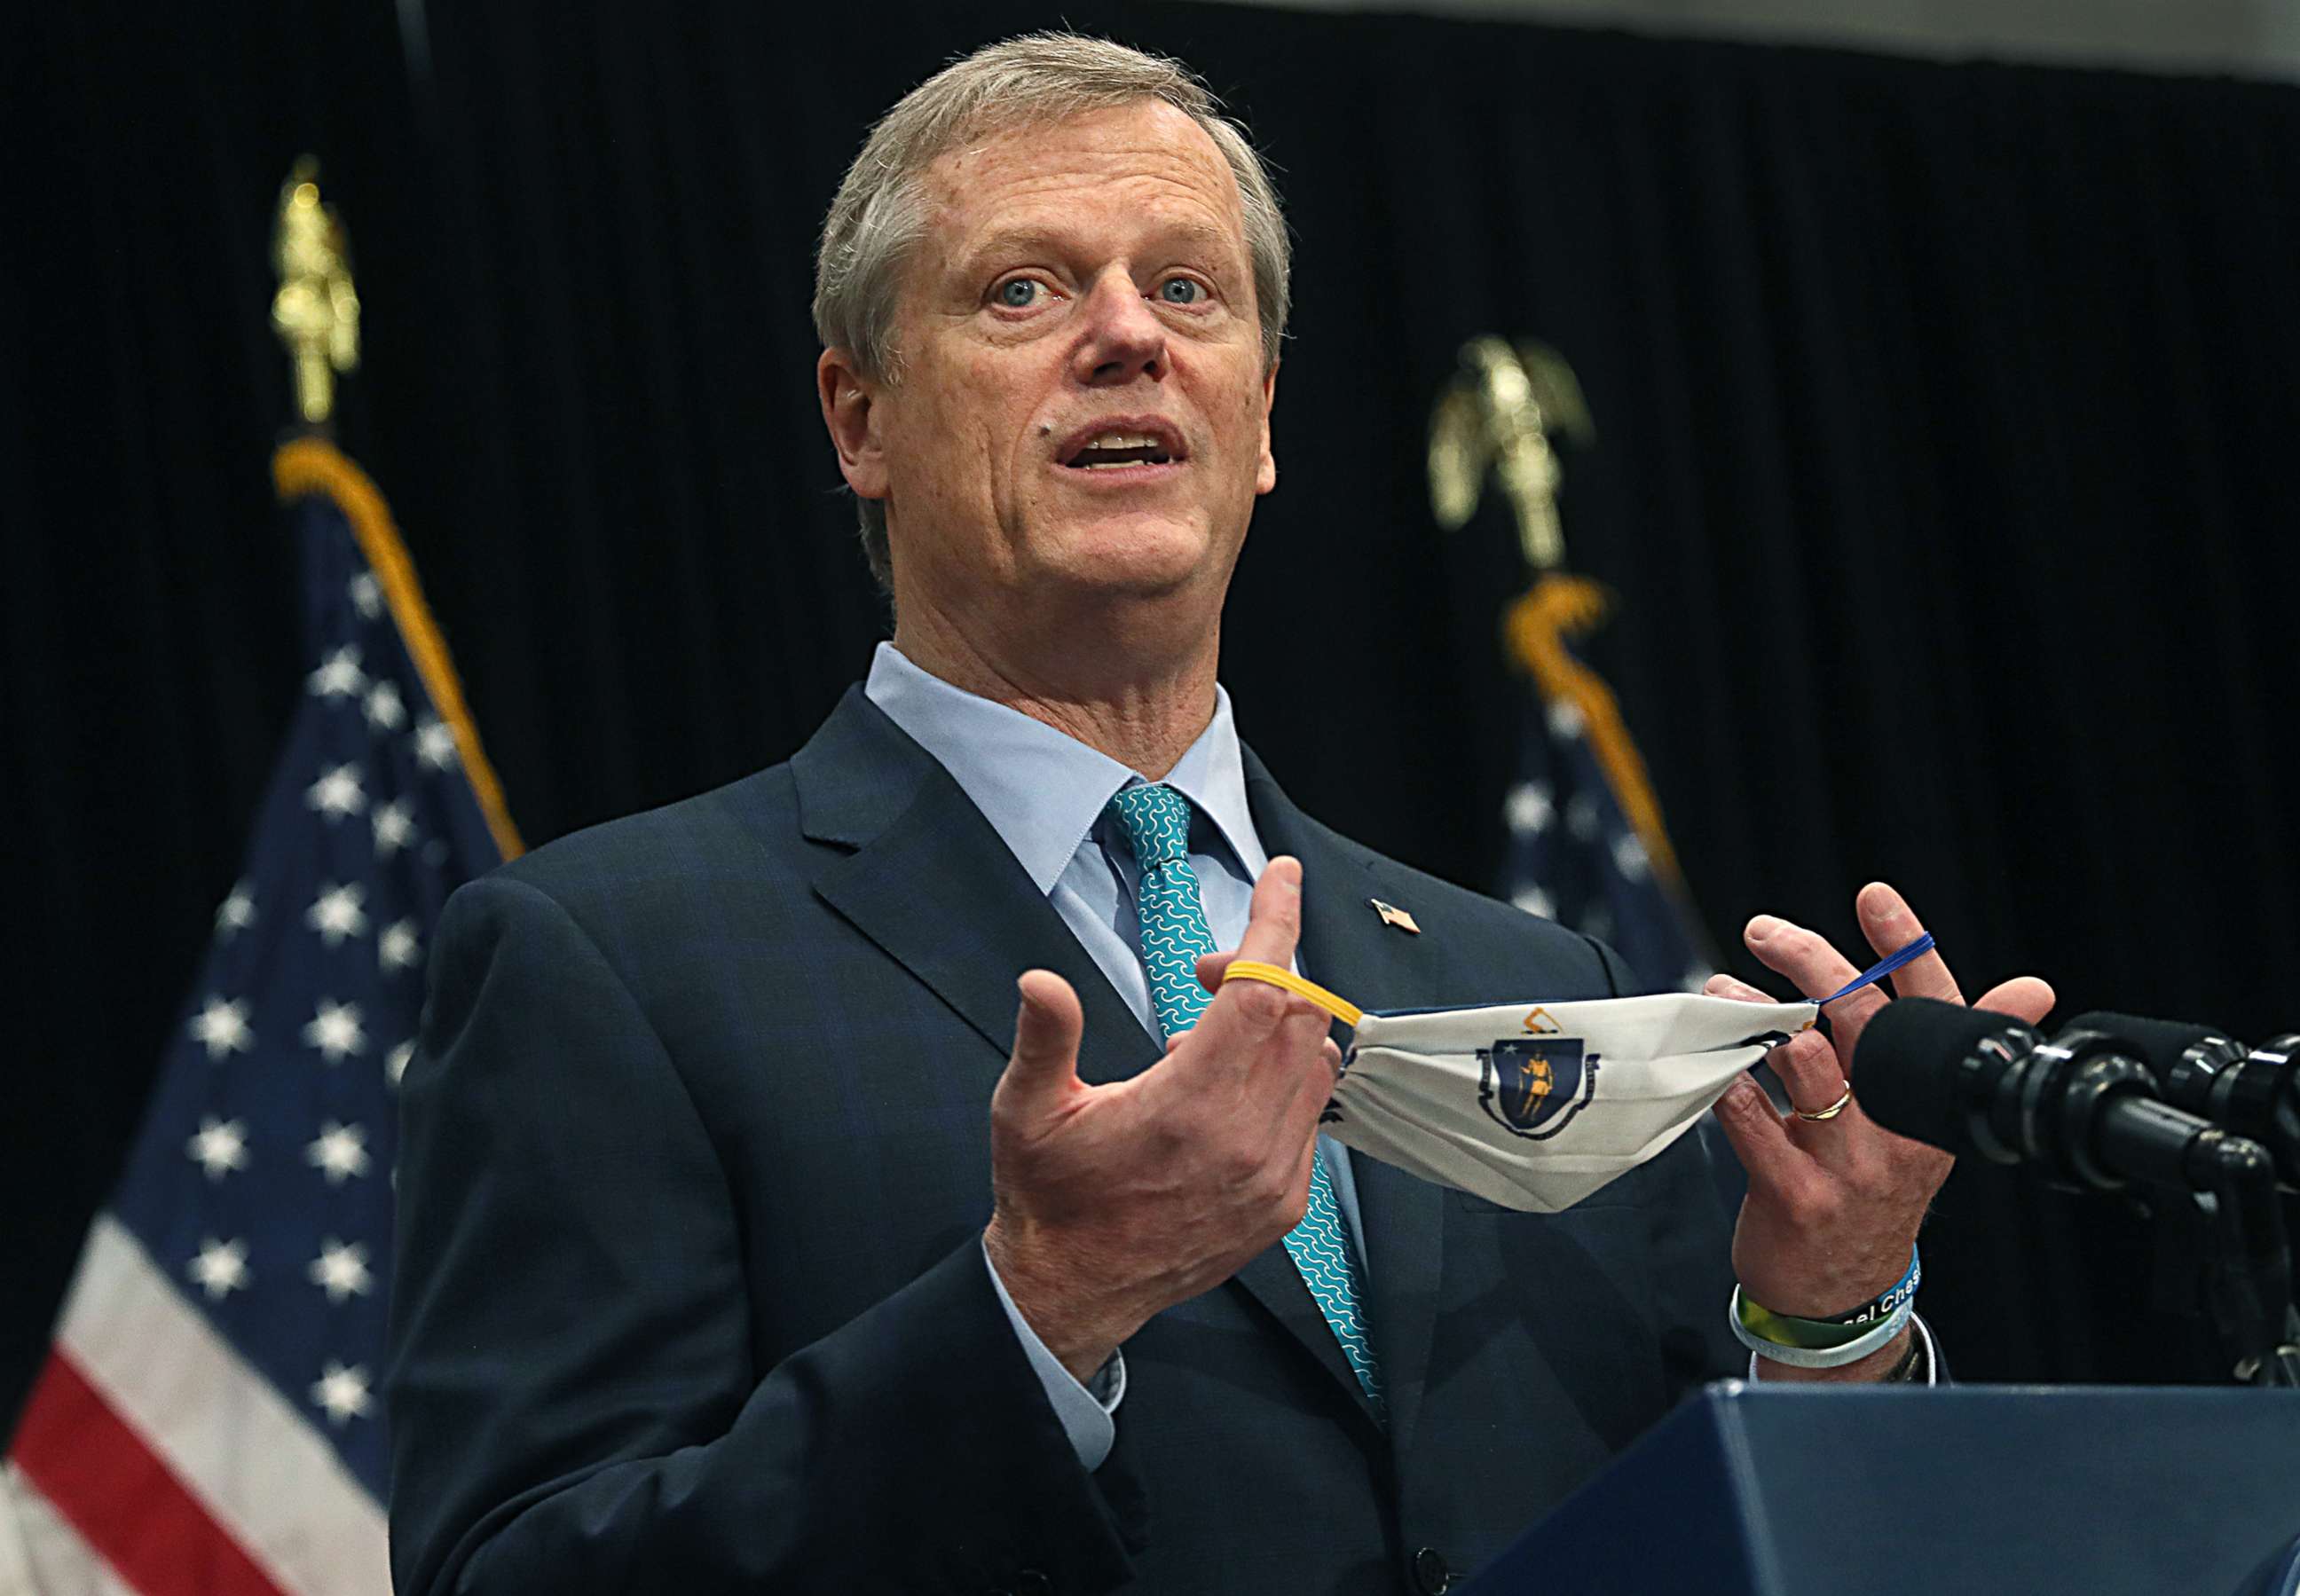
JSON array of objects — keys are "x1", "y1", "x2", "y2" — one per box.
[{"x1": 862, "y1": 641, "x2": 1367, "y2": 1471}]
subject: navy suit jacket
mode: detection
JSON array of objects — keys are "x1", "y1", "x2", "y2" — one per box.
[{"x1": 386, "y1": 686, "x2": 1745, "y2": 1595}]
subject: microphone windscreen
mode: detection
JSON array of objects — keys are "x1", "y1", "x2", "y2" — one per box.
[
  {"x1": 2068, "y1": 1011, "x2": 2240, "y2": 1080},
  {"x1": 1852, "y1": 997, "x2": 2027, "y2": 1153}
]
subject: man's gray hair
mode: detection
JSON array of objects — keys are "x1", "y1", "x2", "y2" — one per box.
[{"x1": 814, "y1": 33, "x2": 1292, "y2": 592}]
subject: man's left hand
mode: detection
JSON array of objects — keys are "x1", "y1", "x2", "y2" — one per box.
[{"x1": 1705, "y1": 881, "x2": 2054, "y2": 1380}]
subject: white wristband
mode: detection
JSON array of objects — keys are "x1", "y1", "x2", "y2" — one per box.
[{"x1": 1729, "y1": 1286, "x2": 1915, "y2": 1369}]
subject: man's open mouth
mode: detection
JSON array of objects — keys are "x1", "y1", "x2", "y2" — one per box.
[{"x1": 1056, "y1": 420, "x2": 1186, "y2": 469}]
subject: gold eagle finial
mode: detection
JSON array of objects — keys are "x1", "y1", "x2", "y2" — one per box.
[
  {"x1": 1428, "y1": 337, "x2": 1595, "y2": 574},
  {"x1": 271, "y1": 157, "x2": 360, "y2": 427}
]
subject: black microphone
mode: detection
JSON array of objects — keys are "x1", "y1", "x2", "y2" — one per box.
[
  {"x1": 1854, "y1": 996, "x2": 2231, "y2": 1193},
  {"x1": 2072, "y1": 1011, "x2": 2300, "y2": 1191},
  {"x1": 1855, "y1": 997, "x2": 2300, "y2": 1387}
]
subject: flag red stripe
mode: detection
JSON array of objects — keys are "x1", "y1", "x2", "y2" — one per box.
[{"x1": 10, "y1": 1348, "x2": 288, "y2": 1596}]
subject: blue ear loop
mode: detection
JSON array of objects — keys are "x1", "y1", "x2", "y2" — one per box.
[
  {"x1": 1818, "y1": 932, "x2": 1937, "y2": 1006},
  {"x1": 1802, "y1": 932, "x2": 1935, "y2": 1042}
]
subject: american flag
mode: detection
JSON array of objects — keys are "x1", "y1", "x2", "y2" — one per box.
[
  {"x1": 1, "y1": 440, "x2": 516, "y2": 1595},
  {"x1": 1499, "y1": 574, "x2": 1713, "y2": 995}
]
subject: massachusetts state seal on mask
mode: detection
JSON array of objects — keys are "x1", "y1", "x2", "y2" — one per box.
[{"x1": 1477, "y1": 1037, "x2": 1599, "y2": 1139}]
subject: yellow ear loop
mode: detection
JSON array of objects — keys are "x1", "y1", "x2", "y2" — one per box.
[{"x1": 1218, "y1": 962, "x2": 1364, "y2": 1028}]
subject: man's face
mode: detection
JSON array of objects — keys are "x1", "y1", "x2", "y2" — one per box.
[{"x1": 845, "y1": 99, "x2": 1277, "y2": 611}]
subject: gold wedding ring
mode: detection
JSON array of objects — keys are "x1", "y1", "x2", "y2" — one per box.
[{"x1": 1794, "y1": 1082, "x2": 1855, "y2": 1122}]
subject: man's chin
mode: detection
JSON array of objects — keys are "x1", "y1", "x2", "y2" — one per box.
[{"x1": 1030, "y1": 518, "x2": 1231, "y2": 601}]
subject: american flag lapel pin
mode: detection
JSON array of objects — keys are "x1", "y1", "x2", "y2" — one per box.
[{"x1": 1369, "y1": 898, "x2": 1421, "y2": 934}]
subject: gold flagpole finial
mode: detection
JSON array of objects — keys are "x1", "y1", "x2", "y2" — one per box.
[
  {"x1": 271, "y1": 156, "x2": 361, "y2": 427},
  {"x1": 1428, "y1": 337, "x2": 1595, "y2": 575}
]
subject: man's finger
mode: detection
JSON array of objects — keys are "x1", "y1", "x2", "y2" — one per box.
[
  {"x1": 1001, "y1": 970, "x2": 1086, "y2": 1113},
  {"x1": 1232, "y1": 856, "x2": 1304, "y2": 971},
  {"x1": 1710, "y1": 1073, "x2": 1800, "y2": 1175},
  {"x1": 1276, "y1": 1037, "x2": 1348, "y2": 1141},
  {"x1": 1855, "y1": 882, "x2": 1963, "y2": 1003},
  {"x1": 1747, "y1": 914, "x2": 1888, "y2": 1033},
  {"x1": 1199, "y1": 947, "x2": 1325, "y2": 1049},
  {"x1": 1745, "y1": 914, "x2": 1865, "y2": 1002},
  {"x1": 1765, "y1": 1029, "x2": 1849, "y2": 1120},
  {"x1": 1974, "y1": 975, "x2": 2056, "y2": 1027},
  {"x1": 1705, "y1": 972, "x2": 1773, "y2": 1003}
]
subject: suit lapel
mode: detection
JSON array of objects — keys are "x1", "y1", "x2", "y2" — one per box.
[
  {"x1": 1245, "y1": 749, "x2": 1448, "y2": 1453},
  {"x1": 790, "y1": 688, "x2": 1160, "y2": 1085}
]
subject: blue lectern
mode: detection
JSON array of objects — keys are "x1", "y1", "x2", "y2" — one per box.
[{"x1": 1461, "y1": 1382, "x2": 2300, "y2": 1595}]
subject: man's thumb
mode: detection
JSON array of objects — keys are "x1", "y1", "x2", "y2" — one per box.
[{"x1": 1004, "y1": 970, "x2": 1085, "y2": 1101}]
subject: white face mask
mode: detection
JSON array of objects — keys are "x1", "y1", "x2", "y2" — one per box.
[
  {"x1": 1222, "y1": 936, "x2": 1925, "y2": 1213},
  {"x1": 1333, "y1": 993, "x2": 1815, "y2": 1212}
]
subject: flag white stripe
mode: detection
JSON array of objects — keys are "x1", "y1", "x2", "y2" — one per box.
[
  {"x1": 53, "y1": 1216, "x2": 390, "y2": 1596},
  {"x1": 0, "y1": 1461, "x2": 138, "y2": 1596}
]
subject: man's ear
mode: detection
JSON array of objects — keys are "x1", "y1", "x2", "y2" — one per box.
[
  {"x1": 818, "y1": 348, "x2": 890, "y2": 502},
  {"x1": 1256, "y1": 361, "x2": 1279, "y2": 497}
]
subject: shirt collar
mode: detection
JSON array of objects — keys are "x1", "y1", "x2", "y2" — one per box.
[
  {"x1": 862, "y1": 641, "x2": 1265, "y2": 894},
  {"x1": 1157, "y1": 685, "x2": 1268, "y2": 882}
]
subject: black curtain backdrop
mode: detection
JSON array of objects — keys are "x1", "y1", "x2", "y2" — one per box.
[{"x1": 11, "y1": 2, "x2": 2300, "y2": 1437}]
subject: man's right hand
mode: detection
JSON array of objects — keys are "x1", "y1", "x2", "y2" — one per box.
[{"x1": 982, "y1": 855, "x2": 1343, "y2": 1383}]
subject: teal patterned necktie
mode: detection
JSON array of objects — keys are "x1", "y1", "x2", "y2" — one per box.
[{"x1": 1103, "y1": 782, "x2": 1386, "y2": 1423}]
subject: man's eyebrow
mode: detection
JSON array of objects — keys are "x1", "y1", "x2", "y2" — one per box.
[
  {"x1": 955, "y1": 226, "x2": 1074, "y2": 273},
  {"x1": 953, "y1": 218, "x2": 1243, "y2": 276}
]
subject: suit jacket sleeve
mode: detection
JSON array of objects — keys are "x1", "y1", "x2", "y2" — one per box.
[{"x1": 386, "y1": 874, "x2": 1146, "y2": 1595}]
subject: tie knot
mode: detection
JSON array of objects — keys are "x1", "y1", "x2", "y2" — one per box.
[{"x1": 1104, "y1": 782, "x2": 1194, "y2": 870}]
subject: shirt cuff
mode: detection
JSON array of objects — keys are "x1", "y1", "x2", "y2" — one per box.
[
  {"x1": 1745, "y1": 1312, "x2": 1941, "y2": 1384},
  {"x1": 981, "y1": 1238, "x2": 1125, "y2": 1470}
]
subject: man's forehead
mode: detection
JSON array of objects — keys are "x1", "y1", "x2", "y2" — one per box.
[{"x1": 919, "y1": 101, "x2": 1245, "y2": 242}]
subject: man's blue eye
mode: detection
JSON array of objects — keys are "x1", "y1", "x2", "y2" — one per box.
[
  {"x1": 997, "y1": 279, "x2": 1038, "y2": 308},
  {"x1": 1159, "y1": 279, "x2": 1202, "y2": 304}
]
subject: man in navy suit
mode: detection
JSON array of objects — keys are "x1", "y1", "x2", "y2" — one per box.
[{"x1": 385, "y1": 34, "x2": 2054, "y2": 1595}]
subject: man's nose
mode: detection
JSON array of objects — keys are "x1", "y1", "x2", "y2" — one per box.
[{"x1": 1071, "y1": 270, "x2": 1167, "y2": 386}]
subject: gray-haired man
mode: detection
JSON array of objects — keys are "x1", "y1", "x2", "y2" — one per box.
[{"x1": 388, "y1": 34, "x2": 2050, "y2": 1595}]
